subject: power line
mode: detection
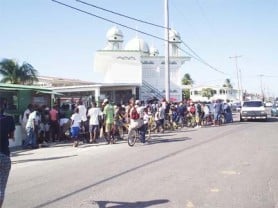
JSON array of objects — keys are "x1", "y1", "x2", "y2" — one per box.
[
  {"x1": 179, "y1": 42, "x2": 227, "y2": 75},
  {"x1": 76, "y1": 0, "x2": 170, "y2": 30},
  {"x1": 52, "y1": 0, "x2": 166, "y2": 41},
  {"x1": 52, "y1": 0, "x2": 226, "y2": 75}
]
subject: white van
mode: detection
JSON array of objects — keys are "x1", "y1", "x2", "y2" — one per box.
[{"x1": 240, "y1": 100, "x2": 267, "y2": 121}]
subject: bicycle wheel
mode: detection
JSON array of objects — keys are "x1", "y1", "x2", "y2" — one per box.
[{"x1": 127, "y1": 129, "x2": 137, "y2": 146}]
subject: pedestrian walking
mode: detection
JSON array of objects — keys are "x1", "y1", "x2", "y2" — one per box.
[{"x1": 0, "y1": 107, "x2": 15, "y2": 208}]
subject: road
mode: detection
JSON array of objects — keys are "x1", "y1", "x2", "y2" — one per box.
[{"x1": 5, "y1": 115, "x2": 278, "y2": 208}]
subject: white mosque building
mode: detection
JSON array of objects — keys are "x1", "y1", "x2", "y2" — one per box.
[{"x1": 94, "y1": 26, "x2": 190, "y2": 102}]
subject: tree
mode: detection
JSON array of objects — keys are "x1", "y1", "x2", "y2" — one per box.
[
  {"x1": 201, "y1": 88, "x2": 215, "y2": 100},
  {"x1": 223, "y1": 78, "x2": 233, "y2": 88},
  {"x1": 0, "y1": 58, "x2": 38, "y2": 84},
  {"x1": 182, "y1": 88, "x2": 190, "y2": 100},
  {"x1": 181, "y1": 73, "x2": 194, "y2": 86}
]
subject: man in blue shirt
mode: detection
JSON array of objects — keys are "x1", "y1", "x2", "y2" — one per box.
[{"x1": 0, "y1": 107, "x2": 15, "y2": 208}]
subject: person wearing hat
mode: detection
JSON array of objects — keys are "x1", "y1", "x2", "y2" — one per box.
[{"x1": 0, "y1": 107, "x2": 15, "y2": 208}]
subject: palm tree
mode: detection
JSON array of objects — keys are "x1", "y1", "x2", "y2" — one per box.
[
  {"x1": 223, "y1": 78, "x2": 233, "y2": 88},
  {"x1": 0, "y1": 58, "x2": 38, "y2": 84},
  {"x1": 181, "y1": 73, "x2": 194, "y2": 86}
]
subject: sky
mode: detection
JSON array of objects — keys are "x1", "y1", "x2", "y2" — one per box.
[{"x1": 1, "y1": 0, "x2": 278, "y2": 97}]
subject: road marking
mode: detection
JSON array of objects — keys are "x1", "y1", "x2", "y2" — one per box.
[
  {"x1": 210, "y1": 188, "x2": 220, "y2": 192},
  {"x1": 221, "y1": 170, "x2": 240, "y2": 175},
  {"x1": 186, "y1": 200, "x2": 195, "y2": 207}
]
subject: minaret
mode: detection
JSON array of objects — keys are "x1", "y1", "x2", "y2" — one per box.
[
  {"x1": 104, "y1": 26, "x2": 124, "y2": 50},
  {"x1": 169, "y1": 29, "x2": 182, "y2": 57}
]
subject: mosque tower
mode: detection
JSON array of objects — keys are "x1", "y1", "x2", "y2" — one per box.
[
  {"x1": 169, "y1": 29, "x2": 182, "y2": 57},
  {"x1": 104, "y1": 26, "x2": 123, "y2": 50}
]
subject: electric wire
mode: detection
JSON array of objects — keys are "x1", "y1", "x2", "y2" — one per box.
[
  {"x1": 76, "y1": 0, "x2": 170, "y2": 29},
  {"x1": 178, "y1": 43, "x2": 227, "y2": 75},
  {"x1": 52, "y1": 0, "x2": 166, "y2": 41},
  {"x1": 52, "y1": 0, "x2": 227, "y2": 75}
]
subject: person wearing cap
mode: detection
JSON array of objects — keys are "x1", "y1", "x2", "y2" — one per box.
[{"x1": 0, "y1": 107, "x2": 15, "y2": 208}]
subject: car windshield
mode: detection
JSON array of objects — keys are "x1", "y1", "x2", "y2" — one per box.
[{"x1": 243, "y1": 101, "x2": 263, "y2": 107}]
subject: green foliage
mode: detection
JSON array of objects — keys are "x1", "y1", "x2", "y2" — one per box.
[
  {"x1": 223, "y1": 78, "x2": 233, "y2": 88},
  {"x1": 181, "y1": 73, "x2": 194, "y2": 85},
  {"x1": 182, "y1": 88, "x2": 190, "y2": 100},
  {"x1": 0, "y1": 58, "x2": 38, "y2": 84},
  {"x1": 201, "y1": 88, "x2": 215, "y2": 99}
]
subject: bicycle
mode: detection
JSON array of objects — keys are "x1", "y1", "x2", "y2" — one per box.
[
  {"x1": 127, "y1": 123, "x2": 151, "y2": 147},
  {"x1": 111, "y1": 121, "x2": 129, "y2": 141}
]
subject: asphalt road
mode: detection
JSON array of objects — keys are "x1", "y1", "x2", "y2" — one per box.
[{"x1": 5, "y1": 115, "x2": 278, "y2": 208}]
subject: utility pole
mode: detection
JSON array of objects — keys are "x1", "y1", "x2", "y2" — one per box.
[
  {"x1": 229, "y1": 55, "x2": 242, "y2": 101},
  {"x1": 259, "y1": 74, "x2": 265, "y2": 101},
  {"x1": 164, "y1": 0, "x2": 170, "y2": 102}
]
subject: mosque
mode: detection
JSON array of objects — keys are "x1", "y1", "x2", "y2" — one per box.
[
  {"x1": 93, "y1": 26, "x2": 190, "y2": 102},
  {"x1": 51, "y1": 26, "x2": 190, "y2": 104}
]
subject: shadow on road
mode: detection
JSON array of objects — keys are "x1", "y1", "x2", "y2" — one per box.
[
  {"x1": 32, "y1": 125, "x2": 249, "y2": 208},
  {"x1": 80, "y1": 199, "x2": 170, "y2": 208},
  {"x1": 12, "y1": 155, "x2": 77, "y2": 164},
  {"x1": 147, "y1": 137, "x2": 192, "y2": 145}
]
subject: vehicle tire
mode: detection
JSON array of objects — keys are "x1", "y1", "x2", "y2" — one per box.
[{"x1": 127, "y1": 129, "x2": 137, "y2": 146}]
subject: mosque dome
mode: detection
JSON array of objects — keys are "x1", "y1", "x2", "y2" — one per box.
[
  {"x1": 125, "y1": 37, "x2": 150, "y2": 54},
  {"x1": 169, "y1": 29, "x2": 181, "y2": 42},
  {"x1": 106, "y1": 26, "x2": 123, "y2": 42},
  {"x1": 149, "y1": 46, "x2": 159, "y2": 56}
]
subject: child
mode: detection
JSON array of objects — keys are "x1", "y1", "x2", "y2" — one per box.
[{"x1": 70, "y1": 108, "x2": 82, "y2": 147}]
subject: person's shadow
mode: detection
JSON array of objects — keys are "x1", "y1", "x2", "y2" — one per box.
[{"x1": 80, "y1": 199, "x2": 170, "y2": 208}]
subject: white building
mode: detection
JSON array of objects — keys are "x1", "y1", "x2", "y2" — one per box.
[
  {"x1": 94, "y1": 26, "x2": 190, "y2": 102},
  {"x1": 189, "y1": 85, "x2": 239, "y2": 102}
]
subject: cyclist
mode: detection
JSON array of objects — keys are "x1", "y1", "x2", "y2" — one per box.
[{"x1": 127, "y1": 100, "x2": 144, "y2": 142}]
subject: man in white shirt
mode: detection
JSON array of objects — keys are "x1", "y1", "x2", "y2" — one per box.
[
  {"x1": 87, "y1": 102, "x2": 102, "y2": 143},
  {"x1": 77, "y1": 100, "x2": 87, "y2": 122},
  {"x1": 23, "y1": 106, "x2": 38, "y2": 148}
]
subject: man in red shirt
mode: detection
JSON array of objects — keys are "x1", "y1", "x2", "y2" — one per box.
[{"x1": 49, "y1": 105, "x2": 59, "y2": 142}]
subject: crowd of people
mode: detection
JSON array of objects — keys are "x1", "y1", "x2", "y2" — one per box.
[
  {"x1": 0, "y1": 98, "x2": 234, "y2": 207},
  {"x1": 18, "y1": 97, "x2": 234, "y2": 148}
]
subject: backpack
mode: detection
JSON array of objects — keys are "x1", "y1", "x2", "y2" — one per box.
[{"x1": 131, "y1": 107, "x2": 140, "y2": 120}]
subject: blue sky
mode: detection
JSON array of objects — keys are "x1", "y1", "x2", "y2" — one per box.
[{"x1": 1, "y1": 0, "x2": 278, "y2": 97}]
